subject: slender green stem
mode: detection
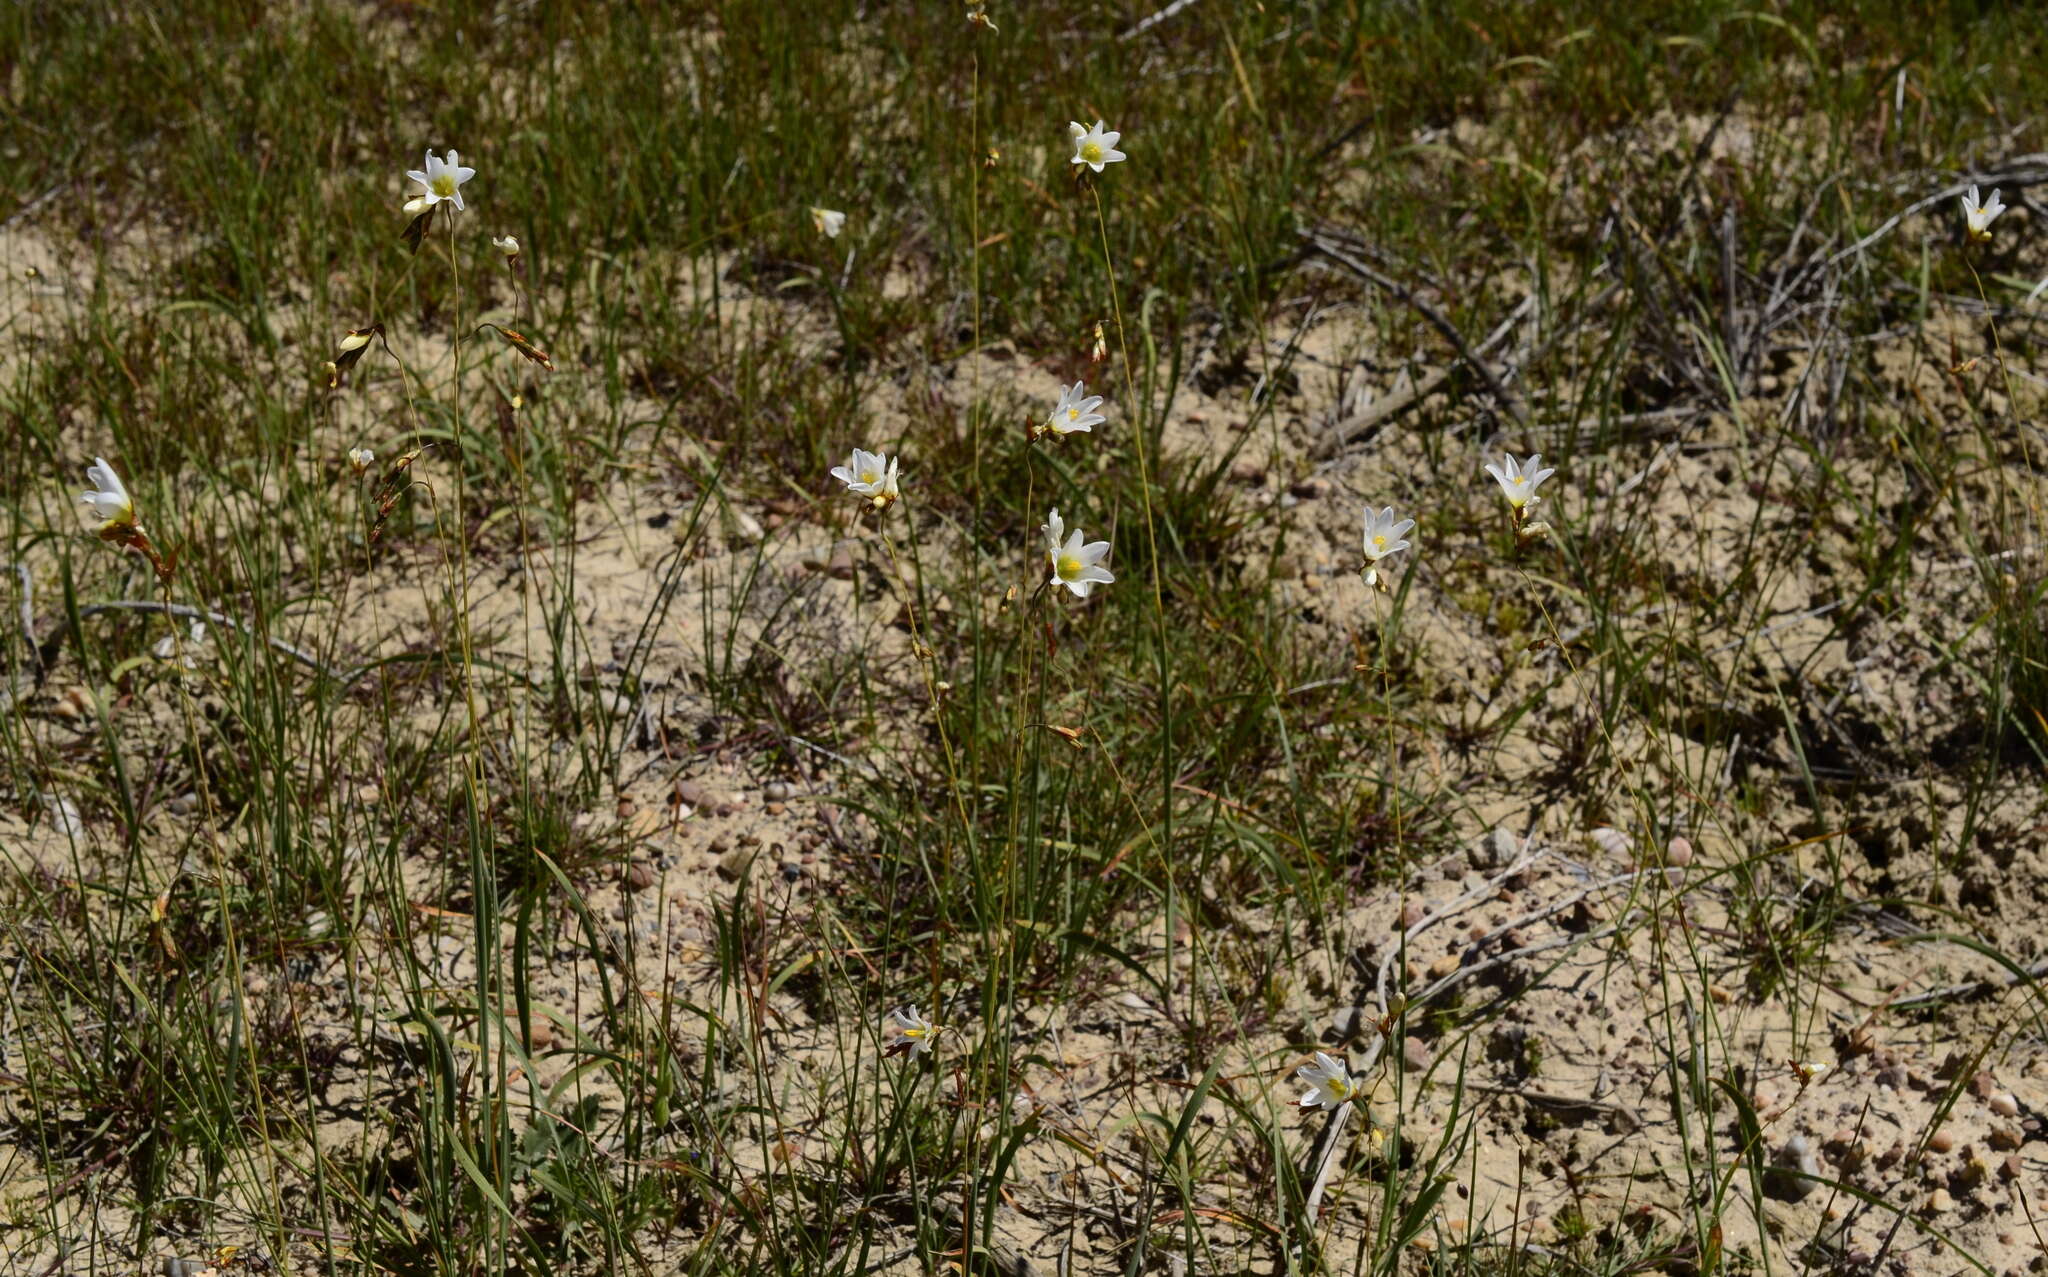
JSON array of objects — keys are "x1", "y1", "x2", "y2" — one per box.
[{"x1": 1091, "y1": 182, "x2": 1175, "y2": 1020}]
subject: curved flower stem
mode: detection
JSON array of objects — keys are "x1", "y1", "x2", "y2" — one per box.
[
  {"x1": 441, "y1": 205, "x2": 510, "y2": 1266},
  {"x1": 1964, "y1": 255, "x2": 2045, "y2": 540},
  {"x1": 1091, "y1": 182, "x2": 1176, "y2": 1019}
]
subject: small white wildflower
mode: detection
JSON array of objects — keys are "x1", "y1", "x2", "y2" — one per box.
[
  {"x1": 337, "y1": 329, "x2": 374, "y2": 354},
  {"x1": 1069, "y1": 120, "x2": 1126, "y2": 173},
  {"x1": 348, "y1": 447, "x2": 376, "y2": 474},
  {"x1": 1360, "y1": 505, "x2": 1415, "y2": 589},
  {"x1": 1483, "y1": 452, "x2": 1555, "y2": 511},
  {"x1": 80, "y1": 457, "x2": 135, "y2": 533},
  {"x1": 1962, "y1": 184, "x2": 2005, "y2": 242},
  {"x1": 1296, "y1": 1051, "x2": 1359, "y2": 1110},
  {"x1": 404, "y1": 148, "x2": 475, "y2": 214},
  {"x1": 1043, "y1": 508, "x2": 1114, "y2": 598},
  {"x1": 831, "y1": 448, "x2": 901, "y2": 508},
  {"x1": 885, "y1": 1005, "x2": 939, "y2": 1059},
  {"x1": 811, "y1": 207, "x2": 847, "y2": 239},
  {"x1": 1045, "y1": 380, "x2": 1106, "y2": 437},
  {"x1": 1791, "y1": 1059, "x2": 1831, "y2": 1086},
  {"x1": 492, "y1": 234, "x2": 520, "y2": 257}
]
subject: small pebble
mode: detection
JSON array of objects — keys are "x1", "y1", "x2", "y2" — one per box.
[
  {"x1": 715, "y1": 847, "x2": 757, "y2": 882},
  {"x1": 675, "y1": 779, "x2": 724, "y2": 812},
  {"x1": 1989, "y1": 1091, "x2": 2019, "y2": 1118},
  {"x1": 1924, "y1": 1188, "x2": 1954, "y2": 1214},
  {"x1": 1403, "y1": 1037, "x2": 1430, "y2": 1070},
  {"x1": 1927, "y1": 1127, "x2": 1954, "y2": 1154},
  {"x1": 1399, "y1": 900, "x2": 1426, "y2": 929},
  {"x1": 1471, "y1": 827, "x2": 1522, "y2": 869},
  {"x1": 1767, "y1": 1134, "x2": 1822, "y2": 1201},
  {"x1": 1665, "y1": 835, "x2": 1694, "y2": 867},
  {"x1": 764, "y1": 780, "x2": 793, "y2": 802},
  {"x1": 624, "y1": 860, "x2": 655, "y2": 891},
  {"x1": 1588, "y1": 826, "x2": 1631, "y2": 857}
]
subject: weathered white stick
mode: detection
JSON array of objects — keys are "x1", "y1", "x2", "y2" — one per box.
[{"x1": 1302, "y1": 1100, "x2": 1352, "y2": 1223}]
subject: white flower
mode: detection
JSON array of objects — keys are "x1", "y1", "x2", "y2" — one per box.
[
  {"x1": 492, "y1": 234, "x2": 520, "y2": 257},
  {"x1": 1043, "y1": 508, "x2": 1114, "y2": 597},
  {"x1": 337, "y1": 329, "x2": 375, "y2": 354},
  {"x1": 830, "y1": 448, "x2": 901, "y2": 508},
  {"x1": 1045, "y1": 381, "x2": 1106, "y2": 437},
  {"x1": 348, "y1": 447, "x2": 376, "y2": 474},
  {"x1": 80, "y1": 457, "x2": 135, "y2": 532},
  {"x1": 1483, "y1": 452, "x2": 1555, "y2": 510},
  {"x1": 1296, "y1": 1051, "x2": 1359, "y2": 1110},
  {"x1": 811, "y1": 207, "x2": 847, "y2": 239},
  {"x1": 1068, "y1": 120, "x2": 1126, "y2": 173},
  {"x1": 404, "y1": 148, "x2": 475, "y2": 214},
  {"x1": 885, "y1": 1005, "x2": 939, "y2": 1058},
  {"x1": 1360, "y1": 505, "x2": 1415, "y2": 587},
  {"x1": 1962, "y1": 184, "x2": 2005, "y2": 241}
]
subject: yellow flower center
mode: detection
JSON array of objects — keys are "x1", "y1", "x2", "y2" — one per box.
[
  {"x1": 431, "y1": 173, "x2": 458, "y2": 198},
  {"x1": 1056, "y1": 554, "x2": 1083, "y2": 579},
  {"x1": 1067, "y1": 408, "x2": 1081, "y2": 421},
  {"x1": 1371, "y1": 535, "x2": 1387, "y2": 551},
  {"x1": 1080, "y1": 140, "x2": 1104, "y2": 163},
  {"x1": 861, "y1": 470, "x2": 879, "y2": 485}
]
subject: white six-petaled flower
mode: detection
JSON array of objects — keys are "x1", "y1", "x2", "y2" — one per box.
[
  {"x1": 1043, "y1": 508, "x2": 1114, "y2": 597},
  {"x1": 885, "y1": 1005, "x2": 939, "y2": 1059},
  {"x1": 403, "y1": 148, "x2": 475, "y2": 215},
  {"x1": 1962, "y1": 184, "x2": 2005, "y2": 242},
  {"x1": 80, "y1": 457, "x2": 135, "y2": 532},
  {"x1": 831, "y1": 448, "x2": 901, "y2": 508},
  {"x1": 1296, "y1": 1051, "x2": 1358, "y2": 1110},
  {"x1": 1360, "y1": 505, "x2": 1415, "y2": 588},
  {"x1": 1484, "y1": 452, "x2": 1555, "y2": 511},
  {"x1": 811, "y1": 207, "x2": 847, "y2": 239},
  {"x1": 1045, "y1": 380, "x2": 1106, "y2": 437},
  {"x1": 492, "y1": 234, "x2": 520, "y2": 257},
  {"x1": 348, "y1": 447, "x2": 376, "y2": 474},
  {"x1": 1068, "y1": 120, "x2": 1126, "y2": 173}
]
